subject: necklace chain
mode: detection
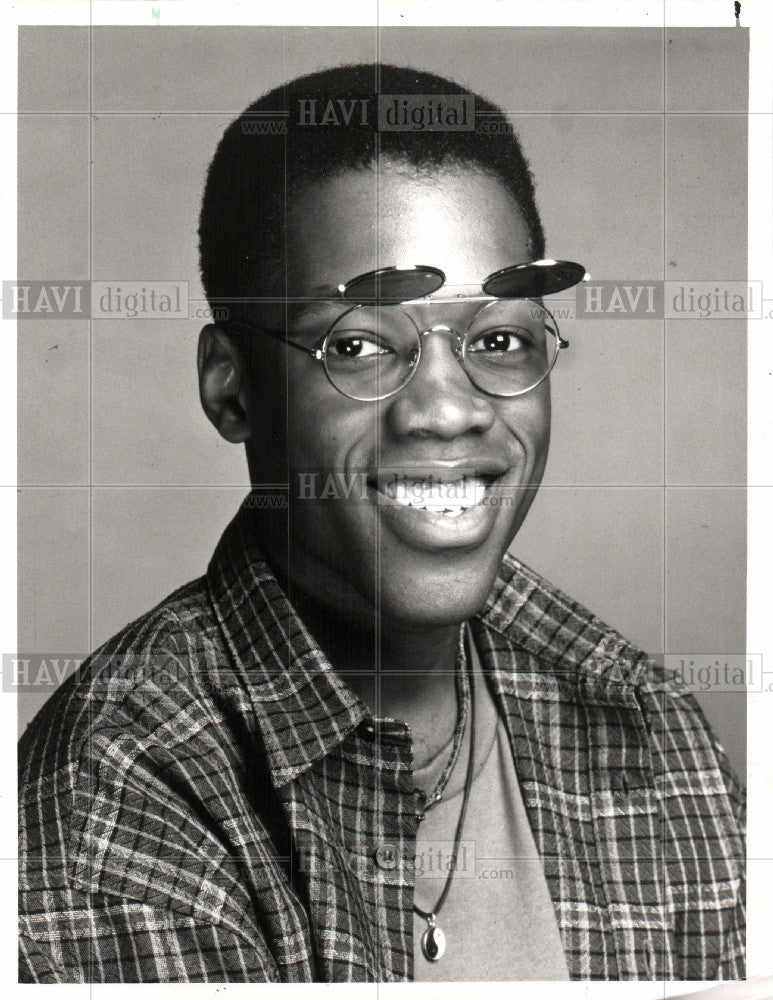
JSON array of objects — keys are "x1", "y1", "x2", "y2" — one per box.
[
  {"x1": 412, "y1": 624, "x2": 476, "y2": 961},
  {"x1": 414, "y1": 626, "x2": 470, "y2": 823}
]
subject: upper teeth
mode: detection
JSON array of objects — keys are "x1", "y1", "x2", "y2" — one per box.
[{"x1": 380, "y1": 475, "x2": 488, "y2": 516}]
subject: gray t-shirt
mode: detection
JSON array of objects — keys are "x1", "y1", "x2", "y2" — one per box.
[{"x1": 412, "y1": 635, "x2": 570, "y2": 982}]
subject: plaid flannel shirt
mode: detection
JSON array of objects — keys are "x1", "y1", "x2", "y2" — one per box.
[{"x1": 19, "y1": 502, "x2": 745, "y2": 982}]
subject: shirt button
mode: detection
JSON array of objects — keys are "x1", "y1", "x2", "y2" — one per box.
[{"x1": 374, "y1": 842, "x2": 399, "y2": 870}]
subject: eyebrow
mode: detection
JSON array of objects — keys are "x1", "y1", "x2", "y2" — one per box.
[
  {"x1": 283, "y1": 283, "x2": 346, "y2": 326},
  {"x1": 287, "y1": 295, "x2": 342, "y2": 330},
  {"x1": 290, "y1": 278, "x2": 491, "y2": 324}
]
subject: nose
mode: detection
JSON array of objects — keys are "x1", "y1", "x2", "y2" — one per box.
[{"x1": 385, "y1": 328, "x2": 496, "y2": 440}]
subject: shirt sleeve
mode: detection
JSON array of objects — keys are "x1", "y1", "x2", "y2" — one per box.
[
  {"x1": 716, "y1": 750, "x2": 747, "y2": 980},
  {"x1": 716, "y1": 871, "x2": 746, "y2": 980},
  {"x1": 19, "y1": 903, "x2": 279, "y2": 983},
  {"x1": 19, "y1": 931, "x2": 65, "y2": 983}
]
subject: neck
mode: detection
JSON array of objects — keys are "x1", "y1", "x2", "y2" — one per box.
[
  {"x1": 278, "y1": 577, "x2": 464, "y2": 767},
  {"x1": 255, "y1": 525, "x2": 468, "y2": 765}
]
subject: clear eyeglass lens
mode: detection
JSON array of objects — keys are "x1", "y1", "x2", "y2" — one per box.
[
  {"x1": 462, "y1": 299, "x2": 557, "y2": 396},
  {"x1": 323, "y1": 306, "x2": 420, "y2": 401},
  {"x1": 322, "y1": 301, "x2": 558, "y2": 401}
]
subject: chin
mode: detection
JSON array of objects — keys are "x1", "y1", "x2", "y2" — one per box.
[{"x1": 376, "y1": 570, "x2": 499, "y2": 629}]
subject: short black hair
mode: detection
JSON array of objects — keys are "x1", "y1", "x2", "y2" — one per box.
[{"x1": 199, "y1": 63, "x2": 545, "y2": 317}]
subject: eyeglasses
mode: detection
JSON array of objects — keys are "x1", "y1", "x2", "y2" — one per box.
[{"x1": 233, "y1": 259, "x2": 585, "y2": 403}]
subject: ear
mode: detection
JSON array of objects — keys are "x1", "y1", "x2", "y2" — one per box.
[{"x1": 197, "y1": 325, "x2": 251, "y2": 443}]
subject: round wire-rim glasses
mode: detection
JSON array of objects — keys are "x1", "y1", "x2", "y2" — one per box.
[
  {"x1": 233, "y1": 259, "x2": 586, "y2": 403},
  {"x1": 317, "y1": 297, "x2": 564, "y2": 402}
]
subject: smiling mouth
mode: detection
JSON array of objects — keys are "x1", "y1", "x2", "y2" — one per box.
[{"x1": 374, "y1": 473, "x2": 498, "y2": 518}]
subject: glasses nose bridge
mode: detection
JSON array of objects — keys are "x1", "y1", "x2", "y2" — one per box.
[
  {"x1": 401, "y1": 296, "x2": 482, "y2": 338},
  {"x1": 397, "y1": 318, "x2": 495, "y2": 406},
  {"x1": 418, "y1": 322, "x2": 465, "y2": 359},
  {"x1": 408, "y1": 323, "x2": 469, "y2": 391}
]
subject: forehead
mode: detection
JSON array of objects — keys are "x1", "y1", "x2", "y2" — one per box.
[{"x1": 284, "y1": 162, "x2": 531, "y2": 294}]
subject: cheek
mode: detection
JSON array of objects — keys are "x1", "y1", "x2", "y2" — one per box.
[
  {"x1": 499, "y1": 388, "x2": 551, "y2": 466},
  {"x1": 242, "y1": 344, "x2": 329, "y2": 464},
  {"x1": 242, "y1": 350, "x2": 289, "y2": 460},
  {"x1": 284, "y1": 360, "x2": 372, "y2": 473}
]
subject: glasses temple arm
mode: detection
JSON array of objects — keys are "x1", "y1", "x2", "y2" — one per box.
[{"x1": 228, "y1": 319, "x2": 319, "y2": 358}]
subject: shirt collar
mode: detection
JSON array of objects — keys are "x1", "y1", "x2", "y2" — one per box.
[
  {"x1": 207, "y1": 500, "x2": 648, "y2": 790},
  {"x1": 483, "y1": 552, "x2": 650, "y2": 707},
  {"x1": 206, "y1": 501, "x2": 368, "y2": 788}
]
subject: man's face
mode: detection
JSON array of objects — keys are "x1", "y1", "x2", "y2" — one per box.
[{"x1": 243, "y1": 161, "x2": 551, "y2": 628}]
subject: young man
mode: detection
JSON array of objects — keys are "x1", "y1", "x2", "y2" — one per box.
[{"x1": 19, "y1": 64, "x2": 744, "y2": 983}]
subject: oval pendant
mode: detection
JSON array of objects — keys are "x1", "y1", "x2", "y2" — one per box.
[{"x1": 421, "y1": 923, "x2": 446, "y2": 962}]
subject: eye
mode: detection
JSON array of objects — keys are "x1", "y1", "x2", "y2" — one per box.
[
  {"x1": 328, "y1": 333, "x2": 390, "y2": 359},
  {"x1": 467, "y1": 327, "x2": 532, "y2": 354}
]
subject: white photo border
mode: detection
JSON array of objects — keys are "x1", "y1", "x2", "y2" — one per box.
[{"x1": 3, "y1": 2, "x2": 771, "y2": 998}]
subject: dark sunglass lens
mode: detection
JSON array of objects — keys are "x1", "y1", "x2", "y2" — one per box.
[
  {"x1": 342, "y1": 266, "x2": 445, "y2": 304},
  {"x1": 482, "y1": 260, "x2": 585, "y2": 298}
]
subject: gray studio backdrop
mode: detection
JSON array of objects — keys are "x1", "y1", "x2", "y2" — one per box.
[{"x1": 17, "y1": 26, "x2": 748, "y2": 780}]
